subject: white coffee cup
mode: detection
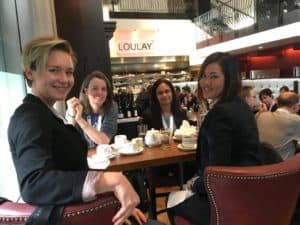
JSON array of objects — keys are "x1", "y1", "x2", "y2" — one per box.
[
  {"x1": 96, "y1": 144, "x2": 112, "y2": 159},
  {"x1": 132, "y1": 137, "x2": 143, "y2": 150},
  {"x1": 114, "y1": 135, "x2": 127, "y2": 147},
  {"x1": 182, "y1": 136, "x2": 197, "y2": 149},
  {"x1": 128, "y1": 142, "x2": 139, "y2": 152}
]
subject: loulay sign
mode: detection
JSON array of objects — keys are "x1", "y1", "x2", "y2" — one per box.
[{"x1": 118, "y1": 40, "x2": 154, "y2": 53}]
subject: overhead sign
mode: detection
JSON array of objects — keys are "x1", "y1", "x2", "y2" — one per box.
[{"x1": 111, "y1": 29, "x2": 156, "y2": 57}]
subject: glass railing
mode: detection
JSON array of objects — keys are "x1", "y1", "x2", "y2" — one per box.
[{"x1": 194, "y1": 0, "x2": 300, "y2": 48}]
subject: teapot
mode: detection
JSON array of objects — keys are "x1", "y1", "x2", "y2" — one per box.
[{"x1": 145, "y1": 129, "x2": 162, "y2": 147}]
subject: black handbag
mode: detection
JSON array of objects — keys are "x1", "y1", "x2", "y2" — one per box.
[{"x1": 0, "y1": 197, "x2": 64, "y2": 225}]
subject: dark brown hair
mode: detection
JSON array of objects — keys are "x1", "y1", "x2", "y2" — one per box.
[{"x1": 79, "y1": 70, "x2": 113, "y2": 115}]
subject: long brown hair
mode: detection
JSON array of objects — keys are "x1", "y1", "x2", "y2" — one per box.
[{"x1": 79, "y1": 71, "x2": 113, "y2": 115}]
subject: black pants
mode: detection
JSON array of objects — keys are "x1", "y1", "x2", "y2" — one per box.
[{"x1": 167, "y1": 194, "x2": 210, "y2": 225}]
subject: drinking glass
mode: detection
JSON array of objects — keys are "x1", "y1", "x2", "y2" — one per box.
[
  {"x1": 137, "y1": 124, "x2": 148, "y2": 139},
  {"x1": 160, "y1": 129, "x2": 171, "y2": 150}
]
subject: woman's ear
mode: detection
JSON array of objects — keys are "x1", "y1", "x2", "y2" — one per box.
[{"x1": 24, "y1": 67, "x2": 33, "y2": 82}]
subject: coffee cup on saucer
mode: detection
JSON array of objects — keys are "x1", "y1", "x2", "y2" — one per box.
[
  {"x1": 182, "y1": 136, "x2": 197, "y2": 149},
  {"x1": 114, "y1": 135, "x2": 127, "y2": 148},
  {"x1": 96, "y1": 144, "x2": 112, "y2": 159},
  {"x1": 132, "y1": 137, "x2": 143, "y2": 150}
]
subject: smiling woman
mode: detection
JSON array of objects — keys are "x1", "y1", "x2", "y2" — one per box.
[
  {"x1": 7, "y1": 37, "x2": 143, "y2": 225},
  {"x1": 167, "y1": 52, "x2": 264, "y2": 225},
  {"x1": 66, "y1": 71, "x2": 118, "y2": 148}
]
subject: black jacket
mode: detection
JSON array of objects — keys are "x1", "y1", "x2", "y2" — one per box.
[
  {"x1": 192, "y1": 96, "x2": 263, "y2": 194},
  {"x1": 8, "y1": 94, "x2": 88, "y2": 205},
  {"x1": 143, "y1": 108, "x2": 187, "y2": 130}
]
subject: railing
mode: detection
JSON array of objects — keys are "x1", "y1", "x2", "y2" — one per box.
[
  {"x1": 194, "y1": 0, "x2": 300, "y2": 48},
  {"x1": 108, "y1": 0, "x2": 186, "y2": 13},
  {"x1": 194, "y1": 0, "x2": 255, "y2": 37}
]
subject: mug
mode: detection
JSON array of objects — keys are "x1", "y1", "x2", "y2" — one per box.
[
  {"x1": 182, "y1": 136, "x2": 197, "y2": 149},
  {"x1": 114, "y1": 135, "x2": 127, "y2": 147},
  {"x1": 96, "y1": 144, "x2": 112, "y2": 159},
  {"x1": 132, "y1": 137, "x2": 143, "y2": 150}
]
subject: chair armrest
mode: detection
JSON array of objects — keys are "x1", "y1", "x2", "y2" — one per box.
[{"x1": 0, "y1": 192, "x2": 120, "y2": 225}]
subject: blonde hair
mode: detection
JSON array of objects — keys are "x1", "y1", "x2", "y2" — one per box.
[{"x1": 21, "y1": 36, "x2": 77, "y2": 87}]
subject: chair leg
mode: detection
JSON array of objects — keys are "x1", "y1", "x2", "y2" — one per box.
[{"x1": 148, "y1": 186, "x2": 157, "y2": 220}]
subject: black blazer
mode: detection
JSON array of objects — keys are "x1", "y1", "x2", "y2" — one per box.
[
  {"x1": 192, "y1": 96, "x2": 263, "y2": 194},
  {"x1": 8, "y1": 94, "x2": 88, "y2": 205},
  {"x1": 143, "y1": 108, "x2": 187, "y2": 130}
]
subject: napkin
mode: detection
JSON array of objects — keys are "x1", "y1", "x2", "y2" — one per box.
[
  {"x1": 174, "y1": 120, "x2": 197, "y2": 138},
  {"x1": 167, "y1": 189, "x2": 195, "y2": 208}
]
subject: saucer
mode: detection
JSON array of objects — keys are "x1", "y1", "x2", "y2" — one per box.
[
  {"x1": 177, "y1": 144, "x2": 197, "y2": 151},
  {"x1": 87, "y1": 156, "x2": 110, "y2": 170},
  {"x1": 119, "y1": 147, "x2": 144, "y2": 155}
]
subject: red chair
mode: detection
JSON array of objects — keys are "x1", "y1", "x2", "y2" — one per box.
[
  {"x1": 175, "y1": 154, "x2": 300, "y2": 225},
  {"x1": 0, "y1": 193, "x2": 120, "y2": 225}
]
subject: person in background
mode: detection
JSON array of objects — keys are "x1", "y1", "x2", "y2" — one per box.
[
  {"x1": 7, "y1": 36, "x2": 145, "y2": 225},
  {"x1": 259, "y1": 88, "x2": 278, "y2": 112},
  {"x1": 174, "y1": 85, "x2": 181, "y2": 100},
  {"x1": 66, "y1": 71, "x2": 117, "y2": 148},
  {"x1": 167, "y1": 52, "x2": 263, "y2": 225},
  {"x1": 241, "y1": 86, "x2": 267, "y2": 118},
  {"x1": 135, "y1": 85, "x2": 151, "y2": 117},
  {"x1": 256, "y1": 91, "x2": 300, "y2": 160},
  {"x1": 279, "y1": 85, "x2": 289, "y2": 94},
  {"x1": 143, "y1": 78, "x2": 190, "y2": 133},
  {"x1": 179, "y1": 85, "x2": 198, "y2": 111},
  {"x1": 142, "y1": 78, "x2": 195, "y2": 186}
]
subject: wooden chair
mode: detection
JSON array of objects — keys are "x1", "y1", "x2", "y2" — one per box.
[
  {"x1": 175, "y1": 154, "x2": 300, "y2": 225},
  {"x1": 0, "y1": 193, "x2": 120, "y2": 225}
]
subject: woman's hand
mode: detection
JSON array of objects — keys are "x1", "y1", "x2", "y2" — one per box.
[
  {"x1": 67, "y1": 97, "x2": 83, "y2": 120},
  {"x1": 128, "y1": 208, "x2": 147, "y2": 225},
  {"x1": 96, "y1": 172, "x2": 140, "y2": 225}
]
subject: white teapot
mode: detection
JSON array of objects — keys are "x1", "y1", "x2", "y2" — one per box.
[{"x1": 145, "y1": 129, "x2": 162, "y2": 147}]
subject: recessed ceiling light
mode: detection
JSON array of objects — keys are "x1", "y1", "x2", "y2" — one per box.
[{"x1": 258, "y1": 46, "x2": 264, "y2": 49}]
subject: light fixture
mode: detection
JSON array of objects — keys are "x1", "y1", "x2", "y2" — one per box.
[{"x1": 282, "y1": 1, "x2": 288, "y2": 13}]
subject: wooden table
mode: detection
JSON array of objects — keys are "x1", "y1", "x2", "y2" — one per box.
[{"x1": 88, "y1": 141, "x2": 196, "y2": 187}]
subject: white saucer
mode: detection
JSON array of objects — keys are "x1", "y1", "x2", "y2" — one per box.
[
  {"x1": 87, "y1": 157, "x2": 110, "y2": 170},
  {"x1": 177, "y1": 144, "x2": 197, "y2": 151},
  {"x1": 119, "y1": 148, "x2": 144, "y2": 155}
]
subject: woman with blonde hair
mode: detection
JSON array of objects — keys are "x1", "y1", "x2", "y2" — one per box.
[{"x1": 8, "y1": 37, "x2": 143, "y2": 225}]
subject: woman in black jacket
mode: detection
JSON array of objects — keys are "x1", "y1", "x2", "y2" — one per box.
[{"x1": 167, "y1": 52, "x2": 263, "y2": 225}]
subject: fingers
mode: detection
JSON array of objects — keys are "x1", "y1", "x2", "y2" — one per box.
[
  {"x1": 132, "y1": 208, "x2": 147, "y2": 225},
  {"x1": 112, "y1": 206, "x2": 135, "y2": 225}
]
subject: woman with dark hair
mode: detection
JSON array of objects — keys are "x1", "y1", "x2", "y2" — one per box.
[
  {"x1": 67, "y1": 71, "x2": 118, "y2": 148},
  {"x1": 167, "y1": 52, "x2": 263, "y2": 225},
  {"x1": 143, "y1": 78, "x2": 189, "y2": 132}
]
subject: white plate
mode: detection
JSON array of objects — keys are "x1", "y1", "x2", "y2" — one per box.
[
  {"x1": 119, "y1": 148, "x2": 144, "y2": 155},
  {"x1": 177, "y1": 144, "x2": 197, "y2": 151}
]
